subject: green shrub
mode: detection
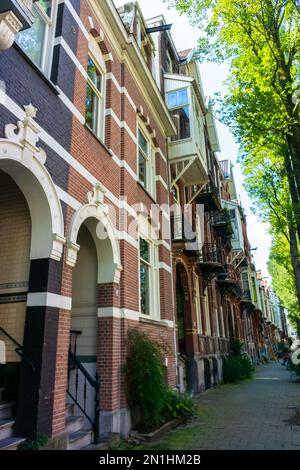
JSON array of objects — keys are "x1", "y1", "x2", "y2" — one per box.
[
  {"x1": 124, "y1": 329, "x2": 168, "y2": 432},
  {"x1": 20, "y1": 435, "x2": 48, "y2": 450},
  {"x1": 163, "y1": 389, "x2": 195, "y2": 422},
  {"x1": 223, "y1": 353, "x2": 254, "y2": 383}
]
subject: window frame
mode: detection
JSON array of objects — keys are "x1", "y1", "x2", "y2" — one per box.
[
  {"x1": 138, "y1": 221, "x2": 160, "y2": 320},
  {"x1": 85, "y1": 52, "x2": 105, "y2": 141},
  {"x1": 15, "y1": 0, "x2": 58, "y2": 77},
  {"x1": 137, "y1": 122, "x2": 156, "y2": 199},
  {"x1": 166, "y1": 87, "x2": 191, "y2": 142}
]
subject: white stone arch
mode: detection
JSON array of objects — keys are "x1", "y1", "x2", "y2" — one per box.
[
  {"x1": 66, "y1": 183, "x2": 122, "y2": 284},
  {"x1": 0, "y1": 104, "x2": 65, "y2": 260}
]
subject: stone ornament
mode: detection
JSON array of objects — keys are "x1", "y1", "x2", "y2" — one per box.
[{"x1": 0, "y1": 11, "x2": 23, "y2": 51}]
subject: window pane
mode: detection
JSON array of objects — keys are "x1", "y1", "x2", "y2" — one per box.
[
  {"x1": 87, "y1": 57, "x2": 102, "y2": 92},
  {"x1": 171, "y1": 106, "x2": 191, "y2": 141},
  {"x1": 140, "y1": 238, "x2": 150, "y2": 263},
  {"x1": 177, "y1": 88, "x2": 188, "y2": 106},
  {"x1": 167, "y1": 91, "x2": 177, "y2": 109},
  {"x1": 139, "y1": 151, "x2": 147, "y2": 186},
  {"x1": 140, "y1": 262, "x2": 150, "y2": 315},
  {"x1": 138, "y1": 130, "x2": 148, "y2": 155},
  {"x1": 39, "y1": 0, "x2": 52, "y2": 17},
  {"x1": 85, "y1": 83, "x2": 99, "y2": 134},
  {"x1": 16, "y1": 8, "x2": 46, "y2": 67}
]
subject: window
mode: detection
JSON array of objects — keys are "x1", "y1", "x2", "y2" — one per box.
[
  {"x1": 85, "y1": 56, "x2": 104, "y2": 139},
  {"x1": 138, "y1": 127, "x2": 156, "y2": 198},
  {"x1": 15, "y1": 0, "x2": 57, "y2": 74},
  {"x1": 139, "y1": 237, "x2": 159, "y2": 318},
  {"x1": 167, "y1": 88, "x2": 191, "y2": 141},
  {"x1": 203, "y1": 288, "x2": 211, "y2": 336},
  {"x1": 139, "y1": 216, "x2": 160, "y2": 319},
  {"x1": 195, "y1": 275, "x2": 202, "y2": 334}
]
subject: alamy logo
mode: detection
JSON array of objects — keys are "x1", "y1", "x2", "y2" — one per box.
[{"x1": 291, "y1": 349, "x2": 300, "y2": 365}]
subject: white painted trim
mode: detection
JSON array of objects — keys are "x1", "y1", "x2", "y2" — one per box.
[
  {"x1": 56, "y1": 86, "x2": 85, "y2": 124},
  {"x1": 155, "y1": 147, "x2": 167, "y2": 164},
  {"x1": 97, "y1": 307, "x2": 174, "y2": 327},
  {"x1": 27, "y1": 292, "x2": 72, "y2": 310},
  {"x1": 55, "y1": 185, "x2": 81, "y2": 210},
  {"x1": 106, "y1": 72, "x2": 137, "y2": 111},
  {"x1": 117, "y1": 231, "x2": 139, "y2": 249},
  {"x1": 159, "y1": 262, "x2": 172, "y2": 274},
  {"x1": 105, "y1": 108, "x2": 137, "y2": 144},
  {"x1": 158, "y1": 239, "x2": 171, "y2": 251},
  {"x1": 58, "y1": 0, "x2": 89, "y2": 40},
  {"x1": 110, "y1": 150, "x2": 138, "y2": 181},
  {"x1": 156, "y1": 175, "x2": 168, "y2": 191},
  {"x1": 54, "y1": 36, "x2": 88, "y2": 79}
]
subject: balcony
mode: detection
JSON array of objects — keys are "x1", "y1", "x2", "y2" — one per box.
[
  {"x1": 195, "y1": 176, "x2": 222, "y2": 212},
  {"x1": 217, "y1": 264, "x2": 242, "y2": 298},
  {"x1": 198, "y1": 243, "x2": 224, "y2": 289},
  {"x1": 165, "y1": 75, "x2": 208, "y2": 187},
  {"x1": 171, "y1": 214, "x2": 201, "y2": 254},
  {"x1": 211, "y1": 209, "x2": 233, "y2": 239}
]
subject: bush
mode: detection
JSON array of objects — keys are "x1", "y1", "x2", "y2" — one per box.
[
  {"x1": 124, "y1": 329, "x2": 168, "y2": 432},
  {"x1": 163, "y1": 389, "x2": 196, "y2": 422},
  {"x1": 20, "y1": 435, "x2": 48, "y2": 450},
  {"x1": 223, "y1": 341, "x2": 254, "y2": 383}
]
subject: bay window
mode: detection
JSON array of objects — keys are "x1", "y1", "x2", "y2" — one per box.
[{"x1": 167, "y1": 88, "x2": 191, "y2": 141}]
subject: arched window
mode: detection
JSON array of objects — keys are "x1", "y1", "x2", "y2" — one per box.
[{"x1": 85, "y1": 36, "x2": 106, "y2": 141}]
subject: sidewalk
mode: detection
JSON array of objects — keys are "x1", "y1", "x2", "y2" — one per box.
[{"x1": 146, "y1": 362, "x2": 300, "y2": 450}]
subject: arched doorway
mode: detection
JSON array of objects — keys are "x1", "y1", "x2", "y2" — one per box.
[{"x1": 0, "y1": 170, "x2": 31, "y2": 404}]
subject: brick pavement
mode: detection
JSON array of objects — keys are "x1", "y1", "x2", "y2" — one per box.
[{"x1": 150, "y1": 362, "x2": 300, "y2": 450}]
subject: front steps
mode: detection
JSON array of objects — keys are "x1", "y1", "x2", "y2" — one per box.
[
  {"x1": 0, "y1": 402, "x2": 25, "y2": 450},
  {"x1": 66, "y1": 403, "x2": 94, "y2": 450}
]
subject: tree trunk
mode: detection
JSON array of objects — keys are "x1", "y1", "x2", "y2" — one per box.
[
  {"x1": 284, "y1": 150, "x2": 300, "y2": 241},
  {"x1": 287, "y1": 218, "x2": 300, "y2": 315}
]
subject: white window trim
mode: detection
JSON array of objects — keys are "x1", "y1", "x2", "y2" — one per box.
[
  {"x1": 203, "y1": 288, "x2": 211, "y2": 336},
  {"x1": 86, "y1": 45, "x2": 106, "y2": 142},
  {"x1": 166, "y1": 87, "x2": 191, "y2": 143},
  {"x1": 137, "y1": 120, "x2": 156, "y2": 200},
  {"x1": 138, "y1": 218, "x2": 160, "y2": 320}
]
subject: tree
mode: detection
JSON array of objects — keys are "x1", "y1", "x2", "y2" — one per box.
[
  {"x1": 268, "y1": 236, "x2": 299, "y2": 329},
  {"x1": 168, "y1": 0, "x2": 300, "y2": 315},
  {"x1": 167, "y1": 0, "x2": 300, "y2": 231}
]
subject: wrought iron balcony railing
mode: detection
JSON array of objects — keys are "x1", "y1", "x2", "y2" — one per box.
[
  {"x1": 199, "y1": 243, "x2": 224, "y2": 265},
  {"x1": 211, "y1": 209, "x2": 233, "y2": 238},
  {"x1": 195, "y1": 176, "x2": 222, "y2": 212}
]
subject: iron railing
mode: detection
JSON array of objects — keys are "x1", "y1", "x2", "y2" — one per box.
[
  {"x1": 67, "y1": 330, "x2": 100, "y2": 445},
  {"x1": 0, "y1": 326, "x2": 35, "y2": 372},
  {"x1": 218, "y1": 264, "x2": 241, "y2": 285},
  {"x1": 199, "y1": 243, "x2": 224, "y2": 264}
]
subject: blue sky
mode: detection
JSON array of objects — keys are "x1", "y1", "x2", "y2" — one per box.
[{"x1": 114, "y1": 0, "x2": 272, "y2": 278}]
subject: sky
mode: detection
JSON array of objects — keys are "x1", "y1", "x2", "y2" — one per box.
[{"x1": 113, "y1": 0, "x2": 272, "y2": 279}]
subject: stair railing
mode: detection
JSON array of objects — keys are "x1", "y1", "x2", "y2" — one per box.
[{"x1": 67, "y1": 330, "x2": 100, "y2": 445}]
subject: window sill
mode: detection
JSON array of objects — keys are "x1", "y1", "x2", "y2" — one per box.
[
  {"x1": 170, "y1": 137, "x2": 192, "y2": 145},
  {"x1": 137, "y1": 181, "x2": 157, "y2": 204},
  {"x1": 84, "y1": 124, "x2": 113, "y2": 157},
  {"x1": 13, "y1": 43, "x2": 59, "y2": 95},
  {"x1": 139, "y1": 316, "x2": 168, "y2": 328}
]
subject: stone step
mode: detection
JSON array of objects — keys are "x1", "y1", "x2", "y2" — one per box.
[
  {"x1": 0, "y1": 437, "x2": 26, "y2": 451},
  {"x1": 0, "y1": 403, "x2": 15, "y2": 420},
  {"x1": 0, "y1": 419, "x2": 15, "y2": 440},
  {"x1": 65, "y1": 416, "x2": 84, "y2": 434},
  {"x1": 68, "y1": 430, "x2": 93, "y2": 450},
  {"x1": 66, "y1": 402, "x2": 75, "y2": 418}
]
